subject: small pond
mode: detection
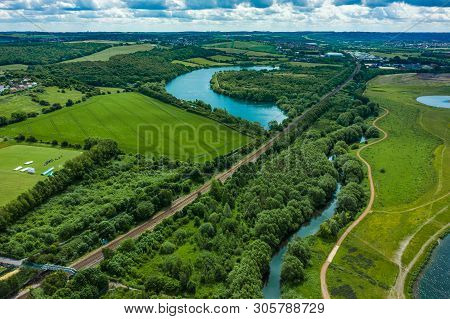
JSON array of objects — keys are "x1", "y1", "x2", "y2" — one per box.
[{"x1": 416, "y1": 96, "x2": 450, "y2": 109}]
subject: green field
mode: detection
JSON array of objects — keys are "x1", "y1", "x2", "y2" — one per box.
[
  {"x1": 0, "y1": 145, "x2": 81, "y2": 206},
  {"x1": 0, "y1": 86, "x2": 83, "y2": 117},
  {"x1": 0, "y1": 92, "x2": 250, "y2": 161},
  {"x1": 327, "y1": 73, "x2": 450, "y2": 298},
  {"x1": 287, "y1": 62, "x2": 342, "y2": 68},
  {"x1": 61, "y1": 44, "x2": 154, "y2": 63},
  {"x1": 208, "y1": 55, "x2": 237, "y2": 62},
  {"x1": 205, "y1": 40, "x2": 278, "y2": 54},
  {"x1": 185, "y1": 57, "x2": 231, "y2": 66},
  {"x1": 171, "y1": 60, "x2": 199, "y2": 67},
  {"x1": 0, "y1": 64, "x2": 28, "y2": 73},
  {"x1": 369, "y1": 51, "x2": 421, "y2": 59}
]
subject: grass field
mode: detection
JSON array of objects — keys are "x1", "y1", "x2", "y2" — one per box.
[
  {"x1": 205, "y1": 40, "x2": 278, "y2": 54},
  {"x1": 0, "y1": 145, "x2": 81, "y2": 206},
  {"x1": 185, "y1": 57, "x2": 231, "y2": 66},
  {"x1": 171, "y1": 60, "x2": 200, "y2": 67},
  {"x1": 287, "y1": 62, "x2": 342, "y2": 68},
  {"x1": 327, "y1": 73, "x2": 450, "y2": 298},
  {"x1": 208, "y1": 55, "x2": 236, "y2": 62},
  {"x1": 369, "y1": 51, "x2": 421, "y2": 59},
  {"x1": 0, "y1": 92, "x2": 250, "y2": 161},
  {"x1": 61, "y1": 44, "x2": 154, "y2": 63},
  {"x1": 0, "y1": 64, "x2": 28, "y2": 73},
  {"x1": 0, "y1": 86, "x2": 83, "y2": 117}
]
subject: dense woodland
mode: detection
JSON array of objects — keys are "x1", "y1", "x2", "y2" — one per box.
[{"x1": 0, "y1": 43, "x2": 112, "y2": 65}]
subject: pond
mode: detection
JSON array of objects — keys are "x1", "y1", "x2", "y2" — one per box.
[
  {"x1": 416, "y1": 96, "x2": 450, "y2": 109},
  {"x1": 263, "y1": 184, "x2": 342, "y2": 299},
  {"x1": 415, "y1": 234, "x2": 450, "y2": 299},
  {"x1": 166, "y1": 66, "x2": 287, "y2": 128}
]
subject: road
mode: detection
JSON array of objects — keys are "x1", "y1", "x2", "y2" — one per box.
[
  {"x1": 320, "y1": 107, "x2": 389, "y2": 299},
  {"x1": 15, "y1": 63, "x2": 360, "y2": 298}
]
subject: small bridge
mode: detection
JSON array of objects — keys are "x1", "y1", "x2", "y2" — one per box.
[{"x1": 0, "y1": 256, "x2": 77, "y2": 275}]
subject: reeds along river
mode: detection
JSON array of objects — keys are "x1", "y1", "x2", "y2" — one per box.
[{"x1": 166, "y1": 66, "x2": 287, "y2": 129}]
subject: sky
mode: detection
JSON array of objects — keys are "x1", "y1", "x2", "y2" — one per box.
[{"x1": 0, "y1": 0, "x2": 449, "y2": 32}]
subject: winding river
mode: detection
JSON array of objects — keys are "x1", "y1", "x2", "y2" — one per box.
[
  {"x1": 263, "y1": 183, "x2": 342, "y2": 299},
  {"x1": 166, "y1": 66, "x2": 286, "y2": 128},
  {"x1": 415, "y1": 234, "x2": 450, "y2": 299}
]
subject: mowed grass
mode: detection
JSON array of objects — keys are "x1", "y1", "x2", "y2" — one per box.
[
  {"x1": 287, "y1": 62, "x2": 342, "y2": 68},
  {"x1": 0, "y1": 93, "x2": 250, "y2": 161},
  {"x1": 0, "y1": 145, "x2": 81, "y2": 206},
  {"x1": 0, "y1": 86, "x2": 83, "y2": 117},
  {"x1": 328, "y1": 73, "x2": 450, "y2": 298},
  {"x1": 61, "y1": 44, "x2": 154, "y2": 63}
]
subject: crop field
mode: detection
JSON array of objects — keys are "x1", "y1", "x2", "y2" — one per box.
[
  {"x1": 0, "y1": 93, "x2": 250, "y2": 161},
  {"x1": 208, "y1": 55, "x2": 236, "y2": 62},
  {"x1": 61, "y1": 44, "x2": 154, "y2": 63},
  {"x1": 0, "y1": 86, "x2": 83, "y2": 117},
  {"x1": 327, "y1": 73, "x2": 450, "y2": 298},
  {"x1": 171, "y1": 60, "x2": 199, "y2": 67},
  {"x1": 0, "y1": 145, "x2": 81, "y2": 206}
]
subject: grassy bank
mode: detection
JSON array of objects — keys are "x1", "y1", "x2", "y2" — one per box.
[{"x1": 327, "y1": 73, "x2": 450, "y2": 298}]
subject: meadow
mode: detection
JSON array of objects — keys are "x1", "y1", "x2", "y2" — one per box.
[
  {"x1": 0, "y1": 92, "x2": 250, "y2": 161},
  {"x1": 61, "y1": 44, "x2": 154, "y2": 63},
  {"x1": 0, "y1": 86, "x2": 83, "y2": 117},
  {"x1": 327, "y1": 73, "x2": 450, "y2": 298},
  {"x1": 205, "y1": 41, "x2": 278, "y2": 54},
  {"x1": 0, "y1": 64, "x2": 27, "y2": 73},
  {"x1": 0, "y1": 144, "x2": 81, "y2": 206}
]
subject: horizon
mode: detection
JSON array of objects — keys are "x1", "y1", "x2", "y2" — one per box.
[{"x1": 0, "y1": 1, "x2": 449, "y2": 33}]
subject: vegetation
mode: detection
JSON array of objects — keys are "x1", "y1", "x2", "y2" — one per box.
[
  {"x1": 61, "y1": 44, "x2": 155, "y2": 63},
  {"x1": 0, "y1": 92, "x2": 250, "y2": 161},
  {"x1": 327, "y1": 73, "x2": 450, "y2": 298},
  {"x1": 0, "y1": 144, "x2": 81, "y2": 206},
  {"x1": 0, "y1": 43, "x2": 112, "y2": 65}
]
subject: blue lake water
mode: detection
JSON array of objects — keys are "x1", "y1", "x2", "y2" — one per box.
[
  {"x1": 263, "y1": 184, "x2": 342, "y2": 299},
  {"x1": 166, "y1": 66, "x2": 287, "y2": 128},
  {"x1": 415, "y1": 234, "x2": 450, "y2": 299},
  {"x1": 416, "y1": 96, "x2": 450, "y2": 109}
]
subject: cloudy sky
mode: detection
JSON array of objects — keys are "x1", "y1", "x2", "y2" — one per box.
[{"x1": 0, "y1": 0, "x2": 449, "y2": 32}]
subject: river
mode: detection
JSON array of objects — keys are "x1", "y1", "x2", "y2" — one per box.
[
  {"x1": 166, "y1": 66, "x2": 287, "y2": 128},
  {"x1": 263, "y1": 183, "x2": 342, "y2": 299},
  {"x1": 415, "y1": 234, "x2": 450, "y2": 299}
]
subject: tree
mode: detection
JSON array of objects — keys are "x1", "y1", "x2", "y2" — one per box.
[
  {"x1": 41, "y1": 271, "x2": 67, "y2": 296},
  {"x1": 134, "y1": 201, "x2": 155, "y2": 221},
  {"x1": 365, "y1": 126, "x2": 380, "y2": 138},
  {"x1": 158, "y1": 189, "x2": 173, "y2": 208},
  {"x1": 281, "y1": 255, "x2": 305, "y2": 284},
  {"x1": 66, "y1": 99, "x2": 74, "y2": 107},
  {"x1": 199, "y1": 222, "x2": 215, "y2": 238},
  {"x1": 287, "y1": 238, "x2": 311, "y2": 266}
]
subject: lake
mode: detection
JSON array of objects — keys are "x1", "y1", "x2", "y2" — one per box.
[
  {"x1": 263, "y1": 183, "x2": 342, "y2": 299},
  {"x1": 166, "y1": 66, "x2": 287, "y2": 128},
  {"x1": 416, "y1": 96, "x2": 450, "y2": 109},
  {"x1": 415, "y1": 234, "x2": 450, "y2": 299}
]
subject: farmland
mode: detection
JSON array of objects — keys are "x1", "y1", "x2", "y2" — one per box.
[
  {"x1": 204, "y1": 41, "x2": 278, "y2": 54},
  {"x1": 0, "y1": 144, "x2": 81, "y2": 206},
  {"x1": 0, "y1": 92, "x2": 250, "y2": 161},
  {"x1": 61, "y1": 44, "x2": 154, "y2": 63},
  {"x1": 327, "y1": 73, "x2": 450, "y2": 298}
]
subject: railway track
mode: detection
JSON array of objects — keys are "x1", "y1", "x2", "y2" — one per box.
[{"x1": 15, "y1": 63, "x2": 360, "y2": 298}]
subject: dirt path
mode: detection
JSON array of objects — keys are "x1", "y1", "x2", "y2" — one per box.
[{"x1": 320, "y1": 108, "x2": 389, "y2": 299}]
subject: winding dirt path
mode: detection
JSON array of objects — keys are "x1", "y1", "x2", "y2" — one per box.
[{"x1": 320, "y1": 108, "x2": 389, "y2": 299}]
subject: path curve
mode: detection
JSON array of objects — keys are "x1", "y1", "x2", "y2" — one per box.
[{"x1": 320, "y1": 107, "x2": 389, "y2": 299}]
